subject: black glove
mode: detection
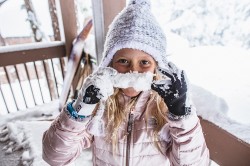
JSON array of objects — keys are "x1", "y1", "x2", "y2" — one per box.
[
  {"x1": 82, "y1": 85, "x2": 102, "y2": 104},
  {"x1": 73, "y1": 67, "x2": 117, "y2": 113},
  {"x1": 151, "y1": 62, "x2": 191, "y2": 119}
]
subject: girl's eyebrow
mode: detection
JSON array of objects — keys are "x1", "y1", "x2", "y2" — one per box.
[{"x1": 116, "y1": 57, "x2": 128, "y2": 60}]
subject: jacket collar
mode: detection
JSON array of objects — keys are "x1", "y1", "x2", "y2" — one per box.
[{"x1": 121, "y1": 90, "x2": 152, "y2": 118}]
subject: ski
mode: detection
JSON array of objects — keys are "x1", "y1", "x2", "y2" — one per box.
[{"x1": 59, "y1": 20, "x2": 93, "y2": 111}]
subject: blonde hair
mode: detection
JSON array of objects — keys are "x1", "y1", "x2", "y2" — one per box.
[{"x1": 104, "y1": 71, "x2": 168, "y2": 155}]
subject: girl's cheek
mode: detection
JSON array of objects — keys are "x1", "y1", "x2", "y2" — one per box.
[{"x1": 113, "y1": 65, "x2": 128, "y2": 73}]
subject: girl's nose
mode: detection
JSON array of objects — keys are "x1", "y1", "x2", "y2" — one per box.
[{"x1": 129, "y1": 63, "x2": 141, "y2": 73}]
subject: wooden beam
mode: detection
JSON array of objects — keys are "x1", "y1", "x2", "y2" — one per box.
[
  {"x1": 103, "y1": 0, "x2": 126, "y2": 36},
  {"x1": 200, "y1": 117, "x2": 250, "y2": 166},
  {"x1": 59, "y1": 0, "x2": 77, "y2": 57},
  {"x1": 0, "y1": 42, "x2": 65, "y2": 66},
  {"x1": 92, "y1": 0, "x2": 105, "y2": 64},
  {"x1": 92, "y1": 0, "x2": 126, "y2": 64}
]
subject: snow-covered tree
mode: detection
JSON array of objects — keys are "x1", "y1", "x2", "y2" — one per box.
[
  {"x1": 152, "y1": 0, "x2": 250, "y2": 49},
  {"x1": 48, "y1": 0, "x2": 61, "y2": 41},
  {"x1": 22, "y1": 0, "x2": 46, "y2": 42}
]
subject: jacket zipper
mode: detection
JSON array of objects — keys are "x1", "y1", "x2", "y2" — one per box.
[{"x1": 126, "y1": 112, "x2": 134, "y2": 166}]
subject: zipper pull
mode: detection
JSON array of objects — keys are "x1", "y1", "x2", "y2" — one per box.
[{"x1": 127, "y1": 113, "x2": 134, "y2": 132}]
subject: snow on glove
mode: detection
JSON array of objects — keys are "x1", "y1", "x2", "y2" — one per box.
[
  {"x1": 73, "y1": 67, "x2": 117, "y2": 115},
  {"x1": 151, "y1": 62, "x2": 191, "y2": 120}
]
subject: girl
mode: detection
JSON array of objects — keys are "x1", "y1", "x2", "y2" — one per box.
[{"x1": 42, "y1": 0, "x2": 209, "y2": 165}]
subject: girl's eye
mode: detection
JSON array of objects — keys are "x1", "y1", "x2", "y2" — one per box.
[
  {"x1": 117, "y1": 59, "x2": 129, "y2": 64},
  {"x1": 140, "y1": 60, "x2": 150, "y2": 65}
]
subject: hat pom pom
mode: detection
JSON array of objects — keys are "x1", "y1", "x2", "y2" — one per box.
[{"x1": 128, "y1": 0, "x2": 151, "y2": 8}]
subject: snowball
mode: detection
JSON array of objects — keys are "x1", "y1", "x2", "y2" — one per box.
[
  {"x1": 112, "y1": 72, "x2": 154, "y2": 92},
  {"x1": 83, "y1": 67, "x2": 117, "y2": 100}
]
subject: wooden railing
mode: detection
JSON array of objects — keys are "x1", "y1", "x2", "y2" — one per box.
[
  {"x1": 200, "y1": 117, "x2": 250, "y2": 166},
  {"x1": 0, "y1": 42, "x2": 67, "y2": 113},
  {"x1": 0, "y1": 0, "x2": 78, "y2": 114}
]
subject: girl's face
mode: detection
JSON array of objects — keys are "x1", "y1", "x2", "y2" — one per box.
[{"x1": 112, "y1": 48, "x2": 157, "y2": 97}]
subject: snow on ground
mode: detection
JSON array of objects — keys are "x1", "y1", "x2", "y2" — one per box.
[
  {"x1": 0, "y1": 101, "x2": 57, "y2": 165},
  {"x1": 0, "y1": 102, "x2": 58, "y2": 165},
  {"x1": 0, "y1": 100, "x2": 92, "y2": 166},
  {"x1": 0, "y1": 100, "x2": 59, "y2": 126},
  {"x1": 0, "y1": 121, "x2": 51, "y2": 166}
]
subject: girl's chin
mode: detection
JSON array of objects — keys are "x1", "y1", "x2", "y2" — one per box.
[{"x1": 121, "y1": 88, "x2": 141, "y2": 97}]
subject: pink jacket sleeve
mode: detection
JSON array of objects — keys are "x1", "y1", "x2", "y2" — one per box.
[
  {"x1": 42, "y1": 109, "x2": 93, "y2": 166},
  {"x1": 167, "y1": 107, "x2": 210, "y2": 166}
]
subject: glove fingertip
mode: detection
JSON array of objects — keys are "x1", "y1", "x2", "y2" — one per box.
[{"x1": 151, "y1": 83, "x2": 157, "y2": 90}]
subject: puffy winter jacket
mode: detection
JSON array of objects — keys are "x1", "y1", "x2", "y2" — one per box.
[{"x1": 42, "y1": 91, "x2": 209, "y2": 166}]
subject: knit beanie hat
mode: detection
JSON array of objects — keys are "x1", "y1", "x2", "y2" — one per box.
[{"x1": 99, "y1": 0, "x2": 168, "y2": 68}]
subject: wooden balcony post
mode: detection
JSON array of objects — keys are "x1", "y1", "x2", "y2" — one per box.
[
  {"x1": 59, "y1": 0, "x2": 78, "y2": 57},
  {"x1": 92, "y1": 0, "x2": 126, "y2": 64}
]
